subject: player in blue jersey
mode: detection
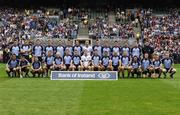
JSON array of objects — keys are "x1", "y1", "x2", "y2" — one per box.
[
  {"x1": 101, "y1": 51, "x2": 112, "y2": 71},
  {"x1": 151, "y1": 54, "x2": 162, "y2": 78},
  {"x1": 91, "y1": 49, "x2": 101, "y2": 71},
  {"x1": 102, "y1": 41, "x2": 111, "y2": 56},
  {"x1": 63, "y1": 49, "x2": 72, "y2": 71},
  {"x1": 93, "y1": 39, "x2": 102, "y2": 57},
  {"x1": 69, "y1": 49, "x2": 81, "y2": 71},
  {"x1": 112, "y1": 41, "x2": 121, "y2": 56},
  {"x1": 119, "y1": 52, "x2": 131, "y2": 78},
  {"x1": 45, "y1": 40, "x2": 54, "y2": 56},
  {"x1": 141, "y1": 53, "x2": 153, "y2": 78},
  {"x1": 18, "y1": 56, "x2": 30, "y2": 78},
  {"x1": 73, "y1": 40, "x2": 83, "y2": 56},
  {"x1": 111, "y1": 52, "x2": 121, "y2": 71},
  {"x1": 10, "y1": 41, "x2": 20, "y2": 58},
  {"x1": 32, "y1": 39, "x2": 44, "y2": 62},
  {"x1": 6, "y1": 54, "x2": 19, "y2": 77},
  {"x1": 20, "y1": 40, "x2": 32, "y2": 62},
  {"x1": 131, "y1": 56, "x2": 141, "y2": 78},
  {"x1": 55, "y1": 40, "x2": 65, "y2": 58},
  {"x1": 131, "y1": 43, "x2": 141, "y2": 58},
  {"x1": 53, "y1": 52, "x2": 65, "y2": 71},
  {"x1": 44, "y1": 51, "x2": 54, "y2": 77},
  {"x1": 121, "y1": 43, "x2": 130, "y2": 56},
  {"x1": 31, "y1": 56, "x2": 43, "y2": 77},
  {"x1": 162, "y1": 53, "x2": 176, "y2": 78}
]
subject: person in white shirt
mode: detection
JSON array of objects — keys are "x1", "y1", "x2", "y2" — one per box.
[
  {"x1": 82, "y1": 40, "x2": 92, "y2": 55},
  {"x1": 80, "y1": 50, "x2": 92, "y2": 71}
]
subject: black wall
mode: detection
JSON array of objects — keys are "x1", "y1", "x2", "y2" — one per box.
[{"x1": 0, "y1": 0, "x2": 179, "y2": 8}]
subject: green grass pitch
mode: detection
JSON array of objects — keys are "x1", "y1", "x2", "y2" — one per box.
[{"x1": 0, "y1": 64, "x2": 179, "y2": 115}]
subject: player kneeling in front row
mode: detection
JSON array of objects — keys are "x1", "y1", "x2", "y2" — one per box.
[
  {"x1": 91, "y1": 49, "x2": 101, "y2": 71},
  {"x1": 69, "y1": 50, "x2": 81, "y2": 71},
  {"x1": 18, "y1": 56, "x2": 30, "y2": 78},
  {"x1": 80, "y1": 50, "x2": 92, "y2": 71},
  {"x1": 6, "y1": 54, "x2": 19, "y2": 77},
  {"x1": 53, "y1": 53, "x2": 65, "y2": 71},
  {"x1": 119, "y1": 52, "x2": 131, "y2": 78},
  {"x1": 141, "y1": 53, "x2": 153, "y2": 78},
  {"x1": 31, "y1": 56, "x2": 43, "y2": 77},
  {"x1": 162, "y1": 53, "x2": 176, "y2": 78},
  {"x1": 151, "y1": 54, "x2": 162, "y2": 78},
  {"x1": 131, "y1": 56, "x2": 141, "y2": 78}
]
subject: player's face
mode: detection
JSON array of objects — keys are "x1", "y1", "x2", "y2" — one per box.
[
  {"x1": 114, "y1": 52, "x2": 118, "y2": 56},
  {"x1": 36, "y1": 40, "x2": 40, "y2": 45},
  {"x1": 94, "y1": 50, "x2": 98, "y2": 55},
  {"x1": 165, "y1": 54, "x2": 170, "y2": 58},
  {"x1": 25, "y1": 40, "x2": 29, "y2": 45},
  {"x1": 96, "y1": 40, "x2": 100, "y2": 45},
  {"x1": 124, "y1": 43, "x2": 128, "y2": 47},
  {"x1": 84, "y1": 50, "x2": 88, "y2": 56},
  {"x1": 12, "y1": 55, "x2": 16, "y2": 60},
  {"x1": 75, "y1": 40, "x2": 79, "y2": 45},
  {"x1": 48, "y1": 40, "x2": 52, "y2": 45},
  {"x1": 85, "y1": 41, "x2": 89, "y2": 46},
  {"x1": 114, "y1": 41, "x2": 118, "y2": 46},
  {"x1": 104, "y1": 52, "x2": 108, "y2": 57},
  {"x1": 144, "y1": 53, "x2": 149, "y2": 59},
  {"x1": 65, "y1": 50, "x2": 69, "y2": 55},
  {"x1": 47, "y1": 51, "x2": 52, "y2": 56},
  {"x1": 34, "y1": 57, "x2": 38, "y2": 62},
  {"x1": 14, "y1": 41, "x2": 18, "y2": 46},
  {"x1": 155, "y1": 55, "x2": 159, "y2": 60},
  {"x1": 74, "y1": 50, "x2": 78, "y2": 55}
]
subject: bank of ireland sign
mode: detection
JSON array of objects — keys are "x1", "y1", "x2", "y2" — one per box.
[{"x1": 51, "y1": 71, "x2": 118, "y2": 80}]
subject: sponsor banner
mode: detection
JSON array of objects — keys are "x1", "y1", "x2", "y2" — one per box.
[{"x1": 51, "y1": 71, "x2": 118, "y2": 80}]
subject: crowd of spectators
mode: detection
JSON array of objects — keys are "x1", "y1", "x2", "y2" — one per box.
[{"x1": 139, "y1": 9, "x2": 180, "y2": 63}]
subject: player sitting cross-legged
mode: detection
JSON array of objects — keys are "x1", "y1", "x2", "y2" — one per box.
[{"x1": 31, "y1": 56, "x2": 43, "y2": 77}]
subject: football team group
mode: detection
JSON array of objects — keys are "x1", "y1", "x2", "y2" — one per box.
[{"x1": 6, "y1": 39, "x2": 176, "y2": 78}]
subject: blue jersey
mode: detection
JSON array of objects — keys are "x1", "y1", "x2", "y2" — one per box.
[
  {"x1": 131, "y1": 47, "x2": 141, "y2": 57},
  {"x1": 72, "y1": 55, "x2": 81, "y2": 66},
  {"x1": 121, "y1": 47, "x2": 130, "y2": 56},
  {"x1": 102, "y1": 56, "x2": 110, "y2": 67},
  {"x1": 54, "y1": 57, "x2": 63, "y2": 65},
  {"x1": 131, "y1": 61, "x2": 141, "y2": 69},
  {"x1": 141, "y1": 59, "x2": 151, "y2": 69},
  {"x1": 65, "y1": 46, "x2": 73, "y2": 55},
  {"x1": 55, "y1": 46, "x2": 64, "y2": 57},
  {"x1": 7, "y1": 59, "x2": 19, "y2": 68},
  {"x1": 73, "y1": 45, "x2": 82, "y2": 56},
  {"x1": 21, "y1": 45, "x2": 31, "y2": 56},
  {"x1": 92, "y1": 55, "x2": 101, "y2": 66},
  {"x1": 33, "y1": 45, "x2": 43, "y2": 57},
  {"x1": 32, "y1": 61, "x2": 41, "y2": 69},
  {"x1": 19, "y1": 59, "x2": 29, "y2": 67},
  {"x1": 152, "y1": 60, "x2": 161, "y2": 67},
  {"x1": 63, "y1": 55, "x2": 72, "y2": 65},
  {"x1": 93, "y1": 45, "x2": 102, "y2": 57},
  {"x1": 162, "y1": 58, "x2": 173, "y2": 69},
  {"x1": 112, "y1": 46, "x2": 121, "y2": 56},
  {"x1": 11, "y1": 45, "x2": 20, "y2": 56},
  {"x1": 112, "y1": 56, "x2": 120, "y2": 66},
  {"x1": 102, "y1": 47, "x2": 111, "y2": 56},
  {"x1": 45, "y1": 56, "x2": 54, "y2": 65},
  {"x1": 45, "y1": 46, "x2": 54, "y2": 55},
  {"x1": 121, "y1": 56, "x2": 130, "y2": 66}
]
